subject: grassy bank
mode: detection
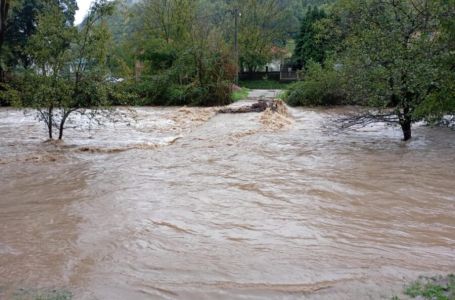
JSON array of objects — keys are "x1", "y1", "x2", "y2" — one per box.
[
  {"x1": 231, "y1": 88, "x2": 250, "y2": 101},
  {"x1": 393, "y1": 274, "x2": 455, "y2": 300}
]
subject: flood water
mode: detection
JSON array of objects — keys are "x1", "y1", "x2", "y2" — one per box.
[{"x1": 0, "y1": 101, "x2": 454, "y2": 299}]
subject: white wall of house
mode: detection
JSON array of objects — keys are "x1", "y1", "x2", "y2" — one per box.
[{"x1": 265, "y1": 59, "x2": 281, "y2": 72}]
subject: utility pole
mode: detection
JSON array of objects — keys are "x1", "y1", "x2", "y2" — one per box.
[{"x1": 233, "y1": 8, "x2": 240, "y2": 84}]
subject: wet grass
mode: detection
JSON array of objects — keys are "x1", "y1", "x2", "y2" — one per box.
[
  {"x1": 11, "y1": 288, "x2": 72, "y2": 300},
  {"x1": 231, "y1": 87, "x2": 250, "y2": 101},
  {"x1": 276, "y1": 90, "x2": 287, "y2": 100},
  {"x1": 393, "y1": 274, "x2": 455, "y2": 300}
]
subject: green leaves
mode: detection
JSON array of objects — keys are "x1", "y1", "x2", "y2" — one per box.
[
  {"x1": 288, "y1": 0, "x2": 455, "y2": 139},
  {"x1": 19, "y1": 0, "x2": 114, "y2": 139},
  {"x1": 404, "y1": 275, "x2": 455, "y2": 300},
  {"x1": 237, "y1": 0, "x2": 288, "y2": 71},
  {"x1": 27, "y1": 3, "x2": 75, "y2": 73},
  {"x1": 294, "y1": 6, "x2": 328, "y2": 67},
  {"x1": 334, "y1": 0, "x2": 455, "y2": 121},
  {"x1": 285, "y1": 59, "x2": 346, "y2": 106}
]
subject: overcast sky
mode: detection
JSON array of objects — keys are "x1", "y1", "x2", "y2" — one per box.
[{"x1": 75, "y1": 0, "x2": 94, "y2": 24}]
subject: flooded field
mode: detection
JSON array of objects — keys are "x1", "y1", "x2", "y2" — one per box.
[{"x1": 0, "y1": 102, "x2": 454, "y2": 299}]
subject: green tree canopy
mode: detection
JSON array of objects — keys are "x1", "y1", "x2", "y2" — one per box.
[{"x1": 293, "y1": 6, "x2": 327, "y2": 67}]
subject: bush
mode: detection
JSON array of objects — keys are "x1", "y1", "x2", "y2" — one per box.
[
  {"x1": 107, "y1": 81, "x2": 139, "y2": 106},
  {"x1": 108, "y1": 34, "x2": 236, "y2": 107},
  {"x1": 0, "y1": 82, "x2": 22, "y2": 106},
  {"x1": 108, "y1": 79, "x2": 233, "y2": 107},
  {"x1": 285, "y1": 61, "x2": 347, "y2": 106}
]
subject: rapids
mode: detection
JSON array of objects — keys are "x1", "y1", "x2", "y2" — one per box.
[{"x1": 0, "y1": 100, "x2": 454, "y2": 299}]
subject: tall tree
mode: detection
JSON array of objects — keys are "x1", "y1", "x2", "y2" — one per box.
[
  {"x1": 112, "y1": 0, "x2": 236, "y2": 106},
  {"x1": 233, "y1": 0, "x2": 288, "y2": 72},
  {"x1": 293, "y1": 6, "x2": 327, "y2": 67},
  {"x1": 4, "y1": 0, "x2": 77, "y2": 69},
  {"x1": 0, "y1": 0, "x2": 10, "y2": 51},
  {"x1": 0, "y1": 0, "x2": 12, "y2": 80}
]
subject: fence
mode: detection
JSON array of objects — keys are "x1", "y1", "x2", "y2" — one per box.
[
  {"x1": 280, "y1": 64, "x2": 299, "y2": 81},
  {"x1": 239, "y1": 67, "x2": 299, "y2": 82},
  {"x1": 239, "y1": 71, "x2": 281, "y2": 81}
]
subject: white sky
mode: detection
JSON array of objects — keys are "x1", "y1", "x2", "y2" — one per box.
[{"x1": 75, "y1": 0, "x2": 94, "y2": 25}]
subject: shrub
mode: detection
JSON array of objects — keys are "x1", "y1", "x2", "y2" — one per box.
[
  {"x1": 0, "y1": 82, "x2": 21, "y2": 106},
  {"x1": 285, "y1": 60, "x2": 347, "y2": 106},
  {"x1": 107, "y1": 81, "x2": 139, "y2": 106}
]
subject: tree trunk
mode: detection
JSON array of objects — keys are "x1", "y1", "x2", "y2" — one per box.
[
  {"x1": 48, "y1": 122, "x2": 53, "y2": 139},
  {"x1": 58, "y1": 118, "x2": 65, "y2": 140},
  {"x1": 47, "y1": 109, "x2": 53, "y2": 140},
  {"x1": 399, "y1": 103, "x2": 412, "y2": 141},
  {"x1": 58, "y1": 111, "x2": 70, "y2": 140},
  {"x1": 400, "y1": 119, "x2": 412, "y2": 141}
]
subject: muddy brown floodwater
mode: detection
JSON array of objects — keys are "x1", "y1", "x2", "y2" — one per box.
[{"x1": 0, "y1": 103, "x2": 454, "y2": 300}]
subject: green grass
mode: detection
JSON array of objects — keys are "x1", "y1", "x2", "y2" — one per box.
[
  {"x1": 276, "y1": 90, "x2": 287, "y2": 100},
  {"x1": 239, "y1": 80, "x2": 292, "y2": 90},
  {"x1": 231, "y1": 87, "x2": 250, "y2": 101},
  {"x1": 12, "y1": 289, "x2": 72, "y2": 300},
  {"x1": 392, "y1": 274, "x2": 455, "y2": 300}
]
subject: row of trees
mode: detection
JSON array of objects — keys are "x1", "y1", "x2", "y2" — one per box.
[
  {"x1": 106, "y1": 0, "x2": 302, "y2": 106},
  {"x1": 2, "y1": 0, "x2": 452, "y2": 141},
  {"x1": 0, "y1": 0, "x2": 302, "y2": 139},
  {"x1": 107, "y1": 0, "x2": 334, "y2": 75},
  {"x1": 108, "y1": 0, "x2": 237, "y2": 106},
  {"x1": 287, "y1": 0, "x2": 455, "y2": 140}
]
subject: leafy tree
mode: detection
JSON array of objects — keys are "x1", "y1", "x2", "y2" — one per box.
[
  {"x1": 287, "y1": 0, "x2": 455, "y2": 141},
  {"x1": 339, "y1": 0, "x2": 455, "y2": 140},
  {"x1": 21, "y1": 0, "x2": 114, "y2": 140},
  {"x1": 0, "y1": 0, "x2": 12, "y2": 80},
  {"x1": 293, "y1": 6, "x2": 327, "y2": 67},
  {"x1": 235, "y1": 0, "x2": 288, "y2": 72},
  {"x1": 108, "y1": 0, "x2": 236, "y2": 106},
  {"x1": 5, "y1": 0, "x2": 76, "y2": 69},
  {"x1": 0, "y1": 0, "x2": 77, "y2": 84}
]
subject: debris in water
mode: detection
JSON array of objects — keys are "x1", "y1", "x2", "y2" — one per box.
[
  {"x1": 260, "y1": 103, "x2": 293, "y2": 131},
  {"x1": 218, "y1": 99, "x2": 277, "y2": 114}
]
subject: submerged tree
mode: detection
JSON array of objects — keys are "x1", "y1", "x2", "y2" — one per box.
[
  {"x1": 286, "y1": 0, "x2": 455, "y2": 141},
  {"x1": 22, "y1": 0, "x2": 114, "y2": 139},
  {"x1": 286, "y1": 0, "x2": 455, "y2": 140},
  {"x1": 340, "y1": 0, "x2": 455, "y2": 140}
]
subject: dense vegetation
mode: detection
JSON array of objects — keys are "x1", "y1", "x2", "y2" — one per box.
[
  {"x1": 286, "y1": 0, "x2": 455, "y2": 140},
  {"x1": 0, "y1": 0, "x2": 453, "y2": 140},
  {"x1": 104, "y1": 0, "x2": 323, "y2": 106},
  {"x1": 0, "y1": 0, "x2": 306, "y2": 138},
  {"x1": 0, "y1": 0, "x2": 314, "y2": 110}
]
